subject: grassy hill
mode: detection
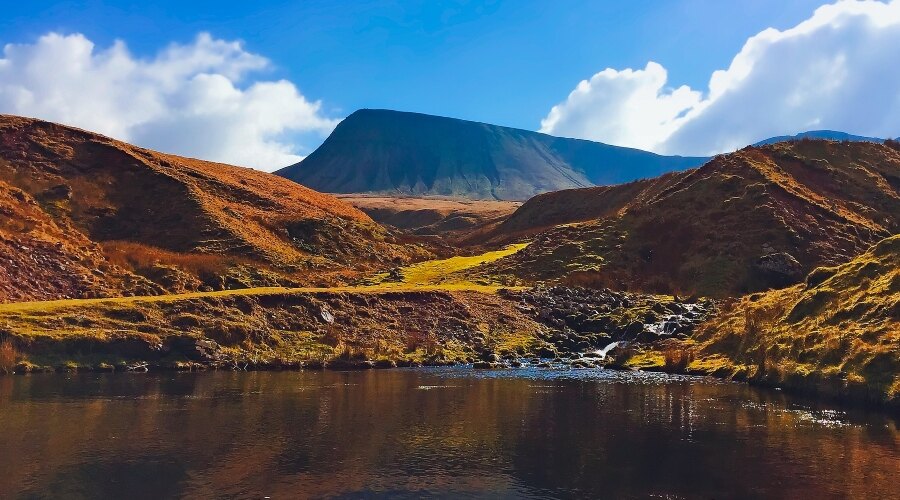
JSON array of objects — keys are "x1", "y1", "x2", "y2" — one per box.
[
  {"x1": 690, "y1": 234, "x2": 900, "y2": 408},
  {"x1": 277, "y1": 109, "x2": 707, "y2": 201},
  {"x1": 0, "y1": 115, "x2": 429, "y2": 302},
  {"x1": 474, "y1": 139, "x2": 900, "y2": 296}
]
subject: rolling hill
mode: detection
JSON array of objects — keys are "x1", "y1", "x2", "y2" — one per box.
[
  {"x1": 276, "y1": 109, "x2": 708, "y2": 201},
  {"x1": 471, "y1": 139, "x2": 900, "y2": 296},
  {"x1": 0, "y1": 115, "x2": 428, "y2": 302}
]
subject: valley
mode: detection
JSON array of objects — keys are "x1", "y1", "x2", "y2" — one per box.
[{"x1": 0, "y1": 114, "x2": 897, "y2": 413}]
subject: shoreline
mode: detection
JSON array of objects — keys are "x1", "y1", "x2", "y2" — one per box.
[{"x1": 4, "y1": 358, "x2": 897, "y2": 417}]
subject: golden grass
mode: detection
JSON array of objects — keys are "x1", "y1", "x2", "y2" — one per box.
[
  {"x1": 0, "y1": 244, "x2": 530, "y2": 315},
  {"x1": 692, "y1": 234, "x2": 900, "y2": 406},
  {"x1": 368, "y1": 243, "x2": 528, "y2": 288}
]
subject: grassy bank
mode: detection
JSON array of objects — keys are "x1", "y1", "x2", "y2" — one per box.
[
  {"x1": 0, "y1": 244, "x2": 539, "y2": 372},
  {"x1": 626, "y1": 235, "x2": 899, "y2": 410}
]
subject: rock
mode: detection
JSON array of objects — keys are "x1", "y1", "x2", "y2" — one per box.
[
  {"x1": 374, "y1": 359, "x2": 397, "y2": 369},
  {"x1": 637, "y1": 329, "x2": 660, "y2": 342},
  {"x1": 473, "y1": 361, "x2": 500, "y2": 369},
  {"x1": 481, "y1": 352, "x2": 500, "y2": 363},
  {"x1": 624, "y1": 321, "x2": 644, "y2": 338},
  {"x1": 755, "y1": 252, "x2": 803, "y2": 282},
  {"x1": 319, "y1": 307, "x2": 335, "y2": 324}
]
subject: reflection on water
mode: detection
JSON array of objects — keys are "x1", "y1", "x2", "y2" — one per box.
[{"x1": 0, "y1": 368, "x2": 897, "y2": 498}]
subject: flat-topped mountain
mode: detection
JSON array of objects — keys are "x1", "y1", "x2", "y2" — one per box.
[
  {"x1": 0, "y1": 115, "x2": 427, "y2": 302},
  {"x1": 276, "y1": 109, "x2": 708, "y2": 201}
]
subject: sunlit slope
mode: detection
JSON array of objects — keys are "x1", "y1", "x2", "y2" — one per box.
[
  {"x1": 0, "y1": 115, "x2": 428, "y2": 302},
  {"x1": 478, "y1": 140, "x2": 900, "y2": 296},
  {"x1": 692, "y1": 234, "x2": 900, "y2": 407},
  {"x1": 0, "y1": 244, "x2": 537, "y2": 369}
]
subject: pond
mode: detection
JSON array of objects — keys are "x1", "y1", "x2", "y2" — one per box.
[{"x1": 0, "y1": 368, "x2": 897, "y2": 498}]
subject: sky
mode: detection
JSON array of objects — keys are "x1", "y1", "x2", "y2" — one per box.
[{"x1": 0, "y1": 0, "x2": 897, "y2": 170}]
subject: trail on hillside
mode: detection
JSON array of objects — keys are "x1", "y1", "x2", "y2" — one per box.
[{"x1": 0, "y1": 244, "x2": 529, "y2": 314}]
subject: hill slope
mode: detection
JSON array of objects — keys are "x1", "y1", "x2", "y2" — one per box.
[
  {"x1": 0, "y1": 115, "x2": 427, "y2": 302},
  {"x1": 474, "y1": 140, "x2": 900, "y2": 296},
  {"x1": 277, "y1": 109, "x2": 708, "y2": 201},
  {"x1": 693, "y1": 234, "x2": 900, "y2": 407}
]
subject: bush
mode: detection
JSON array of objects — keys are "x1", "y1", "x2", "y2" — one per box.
[
  {"x1": 663, "y1": 346, "x2": 694, "y2": 373},
  {"x1": 0, "y1": 340, "x2": 18, "y2": 374}
]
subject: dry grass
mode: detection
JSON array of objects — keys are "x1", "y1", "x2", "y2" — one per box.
[
  {"x1": 693, "y1": 234, "x2": 900, "y2": 407},
  {"x1": 479, "y1": 140, "x2": 900, "y2": 297},
  {"x1": 663, "y1": 346, "x2": 695, "y2": 373},
  {"x1": 368, "y1": 243, "x2": 528, "y2": 288},
  {"x1": 0, "y1": 340, "x2": 17, "y2": 373},
  {"x1": 102, "y1": 241, "x2": 237, "y2": 276},
  {"x1": 0, "y1": 114, "x2": 432, "y2": 302}
]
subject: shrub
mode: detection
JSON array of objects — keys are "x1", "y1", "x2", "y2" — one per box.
[
  {"x1": 0, "y1": 340, "x2": 18, "y2": 374},
  {"x1": 663, "y1": 346, "x2": 694, "y2": 373}
]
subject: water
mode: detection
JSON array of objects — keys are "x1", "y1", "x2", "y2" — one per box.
[{"x1": 1, "y1": 368, "x2": 897, "y2": 499}]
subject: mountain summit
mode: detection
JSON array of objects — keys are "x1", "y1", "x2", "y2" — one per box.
[{"x1": 276, "y1": 109, "x2": 708, "y2": 200}]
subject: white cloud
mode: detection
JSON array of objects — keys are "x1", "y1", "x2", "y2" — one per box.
[
  {"x1": 540, "y1": 0, "x2": 900, "y2": 155},
  {"x1": 0, "y1": 32, "x2": 338, "y2": 170}
]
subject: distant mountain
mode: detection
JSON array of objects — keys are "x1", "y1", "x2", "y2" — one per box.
[
  {"x1": 0, "y1": 115, "x2": 426, "y2": 302},
  {"x1": 472, "y1": 140, "x2": 900, "y2": 297},
  {"x1": 753, "y1": 130, "x2": 885, "y2": 146},
  {"x1": 276, "y1": 109, "x2": 708, "y2": 201}
]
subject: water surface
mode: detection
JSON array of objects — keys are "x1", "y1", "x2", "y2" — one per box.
[{"x1": 1, "y1": 368, "x2": 897, "y2": 498}]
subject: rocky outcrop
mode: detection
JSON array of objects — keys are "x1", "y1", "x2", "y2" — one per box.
[{"x1": 500, "y1": 286, "x2": 712, "y2": 359}]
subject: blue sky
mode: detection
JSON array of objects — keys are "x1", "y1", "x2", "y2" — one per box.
[
  {"x1": 0, "y1": 0, "x2": 897, "y2": 169},
  {"x1": 0, "y1": 0, "x2": 826, "y2": 128}
]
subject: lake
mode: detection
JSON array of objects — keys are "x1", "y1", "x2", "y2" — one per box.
[{"x1": 0, "y1": 368, "x2": 897, "y2": 499}]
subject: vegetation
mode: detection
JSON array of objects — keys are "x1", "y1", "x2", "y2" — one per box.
[
  {"x1": 0, "y1": 340, "x2": 17, "y2": 373},
  {"x1": 477, "y1": 140, "x2": 900, "y2": 297},
  {"x1": 0, "y1": 114, "x2": 432, "y2": 302},
  {"x1": 688, "y1": 234, "x2": 900, "y2": 407}
]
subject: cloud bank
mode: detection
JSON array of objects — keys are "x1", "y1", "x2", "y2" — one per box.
[
  {"x1": 540, "y1": 0, "x2": 900, "y2": 155},
  {"x1": 0, "y1": 32, "x2": 337, "y2": 170}
]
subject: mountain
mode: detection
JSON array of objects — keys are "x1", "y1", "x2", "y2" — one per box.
[
  {"x1": 0, "y1": 115, "x2": 427, "y2": 302},
  {"x1": 472, "y1": 140, "x2": 900, "y2": 297},
  {"x1": 693, "y1": 233, "x2": 899, "y2": 408},
  {"x1": 753, "y1": 130, "x2": 885, "y2": 146},
  {"x1": 276, "y1": 109, "x2": 708, "y2": 201}
]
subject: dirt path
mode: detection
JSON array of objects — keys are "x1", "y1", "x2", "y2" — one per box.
[{"x1": 0, "y1": 244, "x2": 529, "y2": 314}]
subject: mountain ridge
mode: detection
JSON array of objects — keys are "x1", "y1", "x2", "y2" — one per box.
[{"x1": 277, "y1": 109, "x2": 709, "y2": 200}]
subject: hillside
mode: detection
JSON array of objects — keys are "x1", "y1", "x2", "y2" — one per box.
[
  {"x1": 277, "y1": 109, "x2": 707, "y2": 201},
  {"x1": 691, "y1": 234, "x2": 900, "y2": 408},
  {"x1": 0, "y1": 115, "x2": 428, "y2": 302},
  {"x1": 474, "y1": 140, "x2": 900, "y2": 296}
]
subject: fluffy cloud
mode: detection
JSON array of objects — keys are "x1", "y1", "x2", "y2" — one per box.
[
  {"x1": 0, "y1": 32, "x2": 338, "y2": 170},
  {"x1": 540, "y1": 0, "x2": 900, "y2": 155}
]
